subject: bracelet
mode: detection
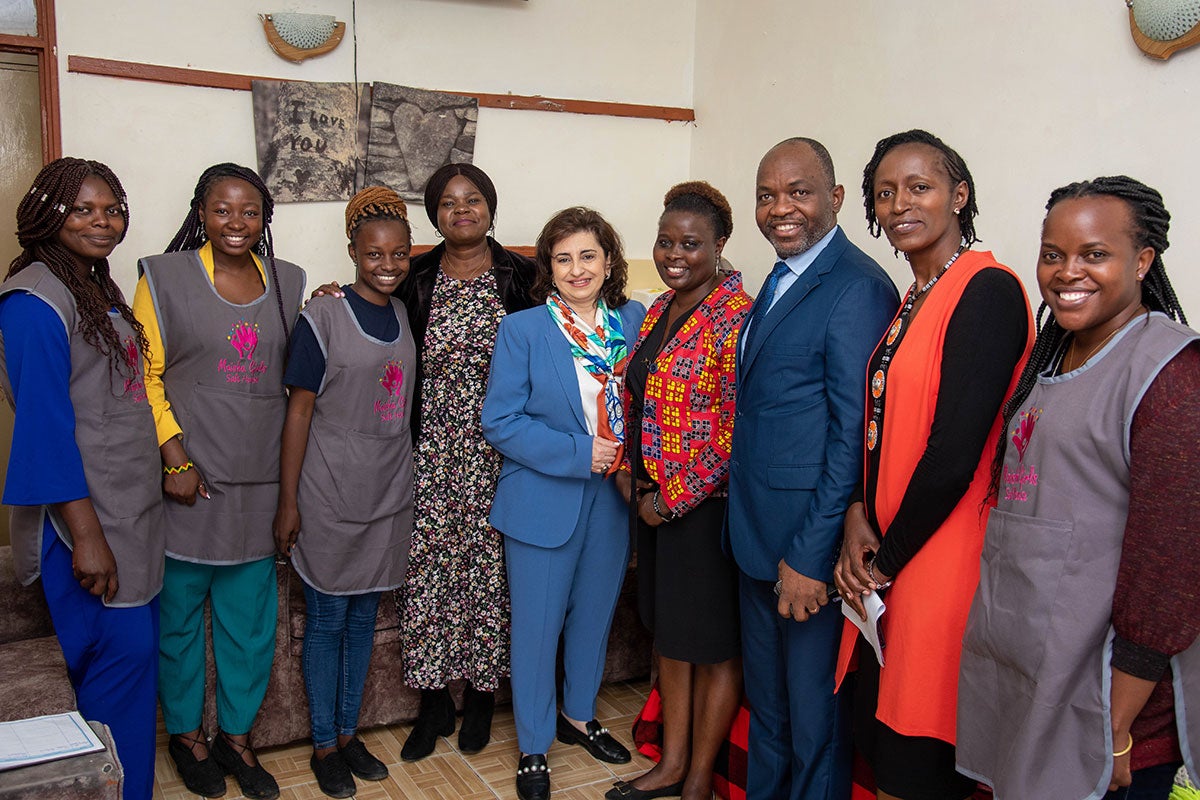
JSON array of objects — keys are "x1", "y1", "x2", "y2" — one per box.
[
  {"x1": 651, "y1": 491, "x2": 676, "y2": 522},
  {"x1": 1113, "y1": 733, "x2": 1133, "y2": 757},
  {"x1": 866, "y1": 557, "x2": 893, "y2": 590},
  {"x1": 163, "y1": 460, "x2": 194, "y2": 476}
]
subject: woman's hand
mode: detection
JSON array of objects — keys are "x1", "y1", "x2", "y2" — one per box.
[
  {"x1": 637, "y1": 491, "x2": 666, "y2": 527},
  {"x1": 614, "y1": 470, "x2": 633, "y2": 503},
  {"x1": 591, "y1": 436, "x2": 618, "y2": 474},
  {"x1": 834, "y1": 502, "x2": 882, "y2": 621},
  {"x1": 160, "y1": 436, "x2": 208, "y2": 505},
  {"x1": 273, "y1": 501, "x2": 300, "y2": 557},
  {"x1": 309, "y1": 282, "x2": 344, "y2": 301},
  {"x1": 1108, "y1": 731, "x2": 1133, "y2": 791},
  {"x1": 55, "y1": 498, "x2": 118, "y2": 603}
]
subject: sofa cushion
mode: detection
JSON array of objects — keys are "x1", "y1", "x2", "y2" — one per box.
[
  {"x1": 0, "y1": 547, "x2": 55, "y2": 646},
  {"x1": 0, "y1": 637, "x2": 75, "y2": 721}
]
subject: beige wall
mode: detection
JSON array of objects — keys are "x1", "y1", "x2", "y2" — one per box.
[
  {"x1": 53, "y1": 0, "x2": 696, "y2": 296},
  {"x1": 691, "y1": 1, "x2": 1200, "y2": 316}
]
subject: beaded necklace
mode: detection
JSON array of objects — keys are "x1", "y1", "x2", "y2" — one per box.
[{"x1": 867, "y1": 240, "x2": 967, "y2": 451}]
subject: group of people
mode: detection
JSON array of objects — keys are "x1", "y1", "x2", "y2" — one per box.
[{"x1": 0, "y1": 126, "x2": 1196, "y2": 800}]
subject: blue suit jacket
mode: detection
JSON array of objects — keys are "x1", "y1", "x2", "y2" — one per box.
[
  {"x1": 727, "y1": 227, "x2": 899, "y2": 582},
  {"x1": 483, "y1": 301, "x2": 646, "y2": 548}
]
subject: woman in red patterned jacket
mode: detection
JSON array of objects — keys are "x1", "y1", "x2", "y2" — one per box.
[{"x1": 611, "y1": 182, "x2": 752, "y2": 800}]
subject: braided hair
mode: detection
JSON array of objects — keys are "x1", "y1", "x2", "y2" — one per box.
[
  {"x1": 164, "y1": 163, "x2": 291, "y2": 338},
  {"x1": 9, "y1": 157, "x2": 149, "y2": 375},
  {"x1": 662, "y1": 180, "x2": 733, "y2": 241},
  {"x1": 987, "y1": 175, "x2": 1188, "y2": 499},
  {"x1": 345, "y1": 185, "x2": 410, "y2": 242},
  {"x1": 862, "y1": 129, "x2": 980, "y2": 248}
]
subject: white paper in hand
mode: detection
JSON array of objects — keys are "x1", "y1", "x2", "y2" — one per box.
[{"x1": 842, "y1": 590, "x2": 886, "y2": 666}]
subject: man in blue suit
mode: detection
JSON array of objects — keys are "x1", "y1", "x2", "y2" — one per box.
[{"x1": 728, "y1": 138, "x2": 899, "y2": 800}]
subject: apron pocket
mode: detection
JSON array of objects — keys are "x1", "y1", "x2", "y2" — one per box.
[
  {"x1": 185, "y1": 383, "x2": 286, "y2": 484},
  {"x1": 966, "y1": 507, "x2": 1074, "y2": 682},
  {"x1": 333, "y1": 428, "x2": 410, "y2": 524},
  {"x1": 96, "y1": 407, "x2": 162, "y2": 519}
]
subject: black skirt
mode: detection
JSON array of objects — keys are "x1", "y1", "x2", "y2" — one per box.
[{"x1": 636, "y1": 496, "x2": 740, "y2": 664}]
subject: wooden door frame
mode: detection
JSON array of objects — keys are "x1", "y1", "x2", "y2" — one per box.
[{"x1": 0, "y1": 0, "x2": 61, "y2": 161}]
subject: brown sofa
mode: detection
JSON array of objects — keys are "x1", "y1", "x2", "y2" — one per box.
[
  {"x1": 0, "y1": 546, "x2": 122, "y2": 800},
  {"x1": 205, "y1": 559, "x2": 652, "y2": 749}
]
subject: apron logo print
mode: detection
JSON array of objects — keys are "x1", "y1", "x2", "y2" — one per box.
[
  {"x1": 1011, "y1": 408, "x2": 1040, "y2": 461},
  {"x1": 228, "y1": 319, "x2": 260, "y2": 361},
  {"x1": 379, "y1": 359, "x2": 404, "y2": 396}
]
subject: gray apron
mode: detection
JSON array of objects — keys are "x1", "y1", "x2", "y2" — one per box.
[
  {"x1": 290, "y1": 294, "x2": 416, "y2": 594},
  {"x1": 139, "y1": 251, "x2": 305, "y2": 564},
  {"x1": 0, "y1": 264, "x2": 165, "y2": 606},
  {"x1": 957, "y1": 312, "x2": 1200, "y2": 799}
]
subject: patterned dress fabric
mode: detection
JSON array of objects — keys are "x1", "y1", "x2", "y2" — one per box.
[{"x1": 400, "y1": 269, "x2": 510, "y2": 690}]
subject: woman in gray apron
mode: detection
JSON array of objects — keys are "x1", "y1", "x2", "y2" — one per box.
[
  {"x1": 0, "y1": 158, "x2": 164, "y2": 800},
  {"x1": 956, "y1": 176, "x2": 1200, "y2": 800},
  {"x1": 133, "y1": 164, "x2": 305, "y2": 800},
  {"x1": 274, "y1": 187, "x2": 416, "y2": 799}
]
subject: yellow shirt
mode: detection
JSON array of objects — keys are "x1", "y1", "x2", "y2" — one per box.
[{"x1": 132, "y1": 242, "x2": 267, "y2": 446}]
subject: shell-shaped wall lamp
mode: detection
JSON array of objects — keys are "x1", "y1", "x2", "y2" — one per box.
[
  {"x1": 260, "y1": 12, "x2": 346, "y2": 63},
  {"x1": 1127, "y1": 0, "x2": 1200, "y2": 59}
]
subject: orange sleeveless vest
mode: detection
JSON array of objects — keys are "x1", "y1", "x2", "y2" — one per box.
[{"x1": 835, "y1": 250, "x2": 1032, "y2": 743}]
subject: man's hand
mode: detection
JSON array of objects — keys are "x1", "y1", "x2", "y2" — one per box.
[{"x1": 777, "y1": 559, "x2": 829, "y2": 622}]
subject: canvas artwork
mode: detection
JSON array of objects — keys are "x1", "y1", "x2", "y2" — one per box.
[
  {"x1": 365, "y1": 83, "x2": 478, "y2": 202},
  {"x1": 252, "y1": 80, "x2": 369, "y2": 202}
]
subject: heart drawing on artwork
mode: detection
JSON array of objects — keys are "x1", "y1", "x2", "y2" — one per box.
[{"x1": 391, "y1": 102, "x2": 461, "y2": 191}]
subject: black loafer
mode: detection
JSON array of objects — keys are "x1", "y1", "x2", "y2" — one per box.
[
  {"x1": 167, "y1": 734, "x2": 227, "y2": 798},
  {"x1": 604, "y1": 778, "x2": 686, "y2": 799},
  {"x1": 210, "y1": 732, "x2": 280, "y2": 800},
  {"x1": 516, "y1": 753, "x2": 550, "y2": 800},
  {"x1": 338, "y1": 737, "x2": 388, "y2": 781},
  {"x1": 310, "y1": 751, "x2": 356, "y2": 799},
  {"x1": 555, "y1": 713, "x2": 631, "y2": 764}
]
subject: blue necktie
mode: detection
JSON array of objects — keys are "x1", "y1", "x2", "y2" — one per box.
[{"x1": 743, "y1": 260, "x2": 791, "y2": 354}]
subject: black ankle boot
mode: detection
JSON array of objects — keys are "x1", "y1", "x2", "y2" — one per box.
[
  {"x1": 401, "y1": 686, "x2": 455, "y2": 761},
  {"x1": 458, "y1": 684, "x2": 495, "y2": 754}
]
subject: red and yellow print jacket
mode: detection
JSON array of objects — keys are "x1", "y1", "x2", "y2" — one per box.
[{"x1": 624, "y1": 270, "x2": 751, "y2": 516}]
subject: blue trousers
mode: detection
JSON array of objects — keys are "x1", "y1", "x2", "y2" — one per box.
[
  {"x1": 1103, "y1": 761, "x2": 1184, "y2": 800},
  {"x1": 40, "y1": 525, "x2": 159, "y2": 800},
  {"x1": 739, "y1": 572, "x2": 851, "y2": 800},
  {"x1": 505, "y1": 477, "x2": 630, "y2": 754},
  {"x1": 301, "y1": 583, "x2": 380, "y2": 748}
]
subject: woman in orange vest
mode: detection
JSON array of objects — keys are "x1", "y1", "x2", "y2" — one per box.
[{"x1": 832, "y1": 130, "x2": 1033, "y2": 800}]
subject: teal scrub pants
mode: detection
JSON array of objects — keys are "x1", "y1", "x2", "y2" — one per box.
[{"x1": 157, "y1": 555, "x2": 277, "y2": 735}]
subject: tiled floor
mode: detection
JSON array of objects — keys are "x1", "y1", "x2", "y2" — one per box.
[{"x1": 153, "y1": 679, "x2": 656, "y2": 800}]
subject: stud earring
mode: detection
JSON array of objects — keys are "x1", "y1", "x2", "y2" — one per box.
[{"x1": 953, "y1": 207, "x2": 960, "y2": 215}]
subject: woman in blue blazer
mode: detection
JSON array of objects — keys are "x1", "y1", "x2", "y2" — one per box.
[{"x1": 483, "y1": 207, "x2": 646, "y2": 800}]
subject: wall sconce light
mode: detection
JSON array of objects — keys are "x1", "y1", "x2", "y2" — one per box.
[
  {"x1": 1127, "y1": 0, "x2": 1200, "y2": 59},
  {"x1": 260, "y1": 12, "x2": 346, "y2": 63}
]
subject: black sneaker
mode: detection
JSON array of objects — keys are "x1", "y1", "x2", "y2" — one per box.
[
  {"x1": 310, "y1": 750, "x2": 356, "y2": 799},
  {"x1": 338, "y1": 737, "x2": 388, "y2": 781},
  {"x1": 167, "y1": 734, "x2": 227, "y2": 798},
  {"x1": 210, "y1": 732, "x2": 280, "y2": 800}
]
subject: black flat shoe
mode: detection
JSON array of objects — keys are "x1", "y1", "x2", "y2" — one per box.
[
  {"x1": 168, "y1": 733, "x2": 227, "y2": 798},
  {"x1": 401, "y1": 686, "x2": 456, "y2": 761},
  {"x1": 555, "y1": 713, "x2": 631, "y2": 764},
  {"x1": 516, "y1": 753, "x2": 550, "y2": 800},
  {"x1": 210, "y1": 732, "x2": 280, "y2": 800},
  {"x1": 458, "y1": 685, "x2": 495, "y2": 754},
  {"x1": 310, "y1": 751, "x2": 356, "y2": 799},
  {"x1": 338, "y1": 737, "x2": 388, "y2": 781},
  {"x1": 604, "y1": 778, "x2": 685, "y2": 799}
]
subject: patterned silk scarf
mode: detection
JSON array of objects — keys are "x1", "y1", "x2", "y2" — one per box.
[{"x1": 546, "y1": 294, "x2": 629, "y2": 473}]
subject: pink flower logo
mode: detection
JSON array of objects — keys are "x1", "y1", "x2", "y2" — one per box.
[
  {"x1": 227, "y1": 320, "x2": 260, "y2": 361},
  {"x1": 1011, "y1": 409, "x2": 1040, "y2": 461},
  {"x1": 380, "y1": 360, "x2": 404, "y2": 396},
  {"x1": 123, "y1": 336, "x2": 139, "y2": 372}
]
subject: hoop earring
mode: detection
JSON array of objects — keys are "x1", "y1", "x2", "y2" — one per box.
[{"x1": 435, "y1": 229, "x2": 444, "y2": 239}]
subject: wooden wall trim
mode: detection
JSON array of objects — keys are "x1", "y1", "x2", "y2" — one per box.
[
  {"x1": 411, "y1": 244, "x2": 535, "y2": 257},
  {"x1": 67, "y1": 55, "x2": 696, "y2": 122}
]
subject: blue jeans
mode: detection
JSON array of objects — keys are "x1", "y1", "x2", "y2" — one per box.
[
  {"x1": 1103, "y1": 761, "x2": 1183, "y2": 800},
  {"x1": 301, "y1": 583, "x2": 380, "y2": 748}
]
